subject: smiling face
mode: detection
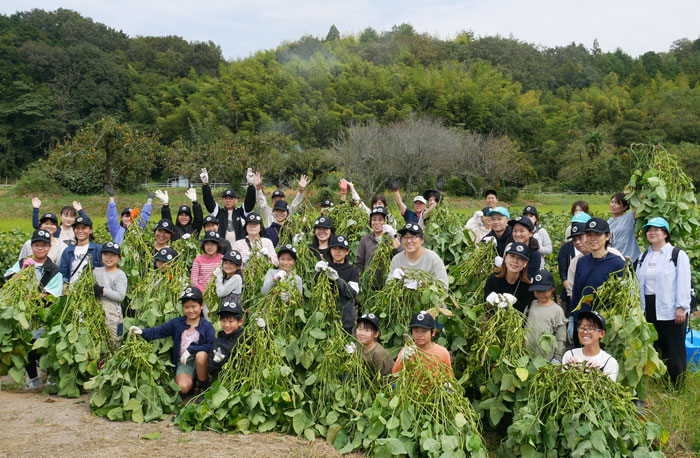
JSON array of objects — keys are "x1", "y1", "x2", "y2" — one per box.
[
  {"x1": 222, "y1": 260, "x2": 240, "y2": 276},
  {"x1": 485, "y1": 193, "x2": 498, "y2": 208},
  {"x1": 278, "y1": 252, "x2": 296, "y2": 272},
  {"x1": 645, "y1": 226, "x2": 667, "y2": 246},
  {"x1": 511, "y1": 224, "x2": 532, "y2": 244},
  {"x1": 330, "y1": 246, "x2": 348, "y2": 263},
  {"x1": 203, "y1": 241, "x2": 219, "y2": 256},
  {"x1": 411, "y1": 326, "x2": 434, "y2": 349},
  {"x1": 177, "y1": 212, "x2": 191, "y2": 226},
  {"x1": 370, "y1": 214, "x2": 385, "y2": 234},
  {"x1": 524, "y1": 212, "x2": 538, "y2": 226},
  {"x1": 30, "y1": 241, "x2": 50, "y2": 262},
  {"x1": 73, "y1": 223, "x2": 92, "y2": 243},
  {"x1": 121, "y1": 214, "x2": 132, "y2": 227},
  {"x1": 400, "y1": 232, "x2": 424, "y2": 254},
  {"x1": 490, "y1": 214, "x2": 508, "y2": 233},
  {"x1": 60, "y1": 211, "x2": 76, "y2": 227},
  {"x1": 220, "y1": 315, "x2": 243, "y2": 334},
  {"x1": 182, "y1": 299, "x2": 204, "y2": 321},
  {"x1": 101, "y1": 252, "x2": 120, "y2": 268},
  {"x1": 505, "y1": 253, "x2": 527, "y2": 274},
  {"x1": 245, "y1": 222, "x2": 261, "y2": 238},
  {"x1": 609, "y1": 197, "x2": 624, "y2": 217},
  {"x1": 355, "y1": 321, "x2": 378, "y2": 347},
  {"x1": 222, "y1": 196, "x2": 237, "y2": 210},
  {"x1": 39, "y1": 220, "x2": 58, "y2": 236},
  {"x1": 586, "y1": 232, "x2": 609, "y2": 253},
  {"x1": 413, "y1": 201, "x2": 426, "y2": 213},
  {"x1": 204, "y1": 222, "x2": 218, "y2": 232},
  {"x1": 273, "y1": 209, "x2": 288, "y2": 224},
  {"x1": 577, "y1": 317, "x2": 604, "y2": 347},
  {"x1": 154, "y1": 229, "x2": 171, "y2": 246},
  {"x1": 315, "y1": 227, "x2": 331, "y2": 243}
]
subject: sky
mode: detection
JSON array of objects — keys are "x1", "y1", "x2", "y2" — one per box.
[{"x1": 2, "y1": 0, "x2": 699, "y2": 60}]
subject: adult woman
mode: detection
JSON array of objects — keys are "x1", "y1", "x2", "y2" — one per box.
[
  {"x1": 508, "y1": 215, "x2": 541, "y2": 278},
  {"x1": 309, "y1": 216, "x2": 334, "y2": 263},
  {"x1": 569, "y1": 218, "x2": 625, "y2": 322},
  {"x1": 564, "y1": 200, "x2": 589, "y2": 240},
  {"x1": 608, "y1": 192, "x2": 640, "y2": 262},
  {"x1": 636, "y1": 217, "x2": 690, "y2": 387},
  {"x1": 232, "y1": 212, "x2": 278, "y2": 270},
  {"x1": 483, "y1": 242, "x2": 533, "y2": 314},
  {"x1": 59, "y1": 215, "x2": 103, "y2": 290},
  {"x1": 355, "y1": 207, "x2": 402, "y2": 288},
  {"x1": 523, "y1": 206, "x2": 552, "y2": 260},
  {"x1": 153, "y1": 219, "x2": 174, "y2": 252}
]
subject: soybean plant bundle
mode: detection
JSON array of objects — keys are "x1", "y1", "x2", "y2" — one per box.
[
  {"x1": 626, "y1": 143, "x2": 700, "y2": 241},
  {"x1": 339, "y1": 339, "x2": 486, "y2": 458},
  {"x1": 202, "y1": 277, "x2": 220, "y2": 319},
  {"x1": 328, "y1": 203, "x2": 368, "y2": 246},
  {"x1": 292, "y1": 242, "x2": 318, "y2": 295},
  {"x1": 242, "y1": 247, "x2": 273, "y2": 306},
  {"x1": 366, "y1": 270, "x2": 449, "y2": 351},
  {"x1": 359, "y1": 235, "x2": 395, "y2": 296},
  {"x1": 119, "y1": 220, "x2": 155, "y2": 288},
  {"x1": 503, "y1": 363, "x2": 664, "y2": 458},
  {"x1": 589, "y1": 266, "x2": 666, "y2": 398},
  {"x1": 278, "y1": 203, "x2": 316, "y2": 247},
  {"x1": 172, "y1": 236, "x2": 201, "y2": 268},
  {"x1": 84, "y1": 333, "x2": 180, "y2": 423},
  {"x1": 0, "y1": 267, "x2": 44, "y2": 383},
  {"x1": 427, "y1": 195, "x2": 463, "y2": 229},
  {"x1": 248, "y1": 275, "x2": 304, "y2": 336},
  {"x1": 38, "y1": 265, "x2": 112, "y2": 398},
  {"x1": 462, "y1": 302, "x2": 536, "y2": 427},
  {"x1": 175, "y1": 317, "x2": 301, "y2": 434},
  {"x1": 0, "y1": 228, "x2": 29, "y2": 281},
  {"x1": 423, "y1": 196, "x2": 472, "y2": 265},
  {"x1": 448, "y1": 241, "x2": 497, "y2": 305}
]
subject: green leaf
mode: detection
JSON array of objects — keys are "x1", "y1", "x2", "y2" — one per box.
[
  {"x1": 303, "y1": 428, "x2": 315, "y2": 441},
  {"x1": 293, "y1": 413, "x2": 305, "y2": 436},
  {"x1": 9, "y1": 366, "x2": 25, "y2": 383},
  {"x1": 515, "y1": 367, "x2": 529, "y2": 382},
  {"x1": 91, "y1": 389, "x2": 107, "y2": 407},
  {"x1": 211, "y1": 385, "x2": 230, "y2": 409},
  {"x1": 124, "y1": 398, "x2": 141, "y2": 411},
  {"x1": 140, "y1": 431, "x2": 160, "y2": 440},
  {"x1": 385, "y1": 438, "x2": 407, "y2": 454},
  {"x1": 454, "y1": 412, "x2": 467, "y2": 428},
  {"x1": 131, "y1": 406, "x2": 144, "y2": 423},
  {"x1": 107, "y1": 407, "x2": 124, "y2": 421},
  {"x1": 422, "y1": 437, "x2": 441, "y2": 453}
]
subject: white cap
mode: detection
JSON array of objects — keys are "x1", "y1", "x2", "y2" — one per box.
[{"x1": 413, "y1": 196, "x2": 427, "y2": 204}]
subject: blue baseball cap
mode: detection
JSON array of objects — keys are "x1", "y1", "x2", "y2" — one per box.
[
  {"x1": 487, "y1": 207, "x2": 511, "y2": 219},
  {"x1": 570, "y1": 212, "x2": 591, "y2": 223},
  {"x1": 643, "y1": 217, "x2": 670, "y2": 232}
]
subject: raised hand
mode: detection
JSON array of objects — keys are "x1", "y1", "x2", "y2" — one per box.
[
  {"x1": 31, "y1": 197, "x2": 41, "y2": 208},
  {"x1": 298, "y1": 174, "x2": 309, "y2": 191}
]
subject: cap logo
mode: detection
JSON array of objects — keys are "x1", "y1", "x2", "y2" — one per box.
[
  {"x1": 38, "y1": 230, "x2": 47, "y2": 237},
  {"x1": 590, "y1": 221, "x2": 597, "y2": 228},
  {"x1": 572, "y1": 226, "x2": 578, "y2": 233},
  {"x1": 160, "y1": 249, "x2": 167, "y2": 255},
  {"x1": 224, "y1": 302, "x2": 230, "y2": 307},
  {"x1": 535, "y1": 274, "x2": 542, "y2": 281},
  {"x1": 368, "y1": 313, "x2": 376, "y2": 319},
  {"x1": 516, "y1": 216, "x2": 522, "y2": 221},
  {"x1": 516, "y1": 245, "x2": 524, "y2": 252},
  {"x1": 167, "y1": 255, "x2": 173, "y2": 260},
  {"x1": 338, "y1": 236, "x2": 345, "y2": 242},
  {"x1": 114, "y1": 243, "x2": 119, "y2": 248},
  {"x1": 417, "y1": 314, "x2": 425, "y2": 321},
  {"x1": 185, "y1": 287, "x2": 192, "y2": 294},
  {"x1": 163, "y1": 221, "x2": 169, "y2": 227}
]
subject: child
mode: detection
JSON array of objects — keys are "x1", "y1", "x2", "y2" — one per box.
[
  {"x1": 203, "y1": 215, "x2": 232, "y2": 252},
  {"x1": 214, "y1": 250, "x2": 244, "y2": 305},
  {"x1": 31, "y1": 198, "x2": 81, "y2": 244},
  {"x1": 262, "y1": 244, "x2": 303, "y2": 296},
  {"x1": 525, "y1": 270, "x2": 567, "y2": 362},
  {"x1": 130, "y1": 287, "x2": 215, "y2": 395},
  {"x1": 315, "y1": 234, "x2": 360, "y2": 334},
  {"x1": 392, "y1": 311, "x2": 452, "y2": 376},
  {"x1": 191, "y1": 231, "x2": 224, "y2": 293},
  {"x1": 18, "y1": 212, "x2": 65, "y2": 264},
  {"x1": 93, "y1": 241, "x2": 127, "y2": 346},
  {"x1": 154, "y1": 246, "x2": 179, "y2": 270},
  {"x1": 4, "y1": 230, "x2": 63, "y2": 389},
  {"x1": 59, "y1": 214, "x2": 103, "y2": 290},
  {"x1": 354, "y1": 313, "x2": 394, "y2": 377},
  {"x1": 562, "y1": 311, "x2": 619, "y2": 381},
  {"x1": 208, "y1": 300, "x2": 246, "y2": 377},
  {"x1": 156, "y1": 188, "x2": 203, "y2": 241},
  {"x1": 104, "y1": 185, "x2": 153, "y2": 244},
  {"x1": 233, "y1": 212, "x2": 278, "y2": 269},
  {"x1": 153, "y1": 219, "x2": 175, "y2": 252},
  {"x1": 309, "y1": 216, "x2": 334, "y2": 262}
]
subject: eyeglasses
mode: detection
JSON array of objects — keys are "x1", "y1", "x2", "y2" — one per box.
[
  {"x1": 578, "y1": 326, "x2": 602, "y2": 333},
  {"x1": 401, "y1": 234, "x2": 420, "y2": 241}
]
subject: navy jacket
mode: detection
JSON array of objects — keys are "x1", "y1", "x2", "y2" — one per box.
[
  {"x1": 59, "y1": 241, "x2": 103, "y2": 283},
  {"x1": 202, "y1": 184, "x2": 256, "y2": 241},
  {"x1": 264, "y1": 222, "x2": 282, "y2": 247},
  {"x1": 141, "y1": 316, "x2": 215, "y2": 368},
  {"x1": 569, "y1": 252, "x2": 625, "y2": 319},
  {"x1": 556, "y1": 240, "x2": 577, "y2": 303}
]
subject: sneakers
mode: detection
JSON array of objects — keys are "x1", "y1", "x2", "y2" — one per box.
[{"x1": 25, "y1": 376, "x2": 43, "y2": 390}]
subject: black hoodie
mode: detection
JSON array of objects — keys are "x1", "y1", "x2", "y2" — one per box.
[
  {"x1": 315, "y1": 260, "x2": 359, "y2": 333},
  {"x1": 208, "y1": 326, "x2": 246, "y2": 375},
  {"x1": 161, "y1": 202, "x2": 203, "y2": 241}
]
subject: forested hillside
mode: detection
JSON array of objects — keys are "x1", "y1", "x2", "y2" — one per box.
[{"x1": 2, "y1": 9, "x2": 700, "y2": 192}]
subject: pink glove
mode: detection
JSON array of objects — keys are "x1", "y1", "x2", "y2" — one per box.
[
  {"x1": 339, "y1": 179, "x2": 348, "y2": 193},
  {"x1": 22, "y1": 258, "x2": 36, "y2": 269}
]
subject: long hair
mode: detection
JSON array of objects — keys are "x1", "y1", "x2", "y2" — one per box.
[{"x1": 494, "y1": 254, "x2": 531, "y2": 284}]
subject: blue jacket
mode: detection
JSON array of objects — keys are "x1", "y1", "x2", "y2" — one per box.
[
  {"x1": 141, "y1": 316, "x2": 215, "y2": 368},
  {"x1": 264, "y1": 222, "x2": 282, "y2": 247},
  {"x1": 107, "y1": 202, "x2": 152, "y2": 244},
  {"x1": 570, "y1": 252, "x2": 625, "y2": 318},
  {"x1": 59, "y1": 241, "x2": 104, "y2": 283}
]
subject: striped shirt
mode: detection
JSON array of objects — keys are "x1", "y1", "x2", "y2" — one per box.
[{"x1": 191, "y1": 253, "x2": 223, "y2": 292}]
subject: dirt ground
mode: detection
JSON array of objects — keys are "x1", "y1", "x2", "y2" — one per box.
[{"x1": 0, "y1": 383, "x2": 364, "y2": 458}]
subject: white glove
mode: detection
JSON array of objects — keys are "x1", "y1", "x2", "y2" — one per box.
[
  {"x1": 280, "y1": 291, "x2": 290, "y2": 302},
  {"x1": 474, "y1": 211, "x2": 484, "y2": 218},
  {"x1": 256, "y1": 318, "x2": 266, "y2": 328},
  {"x1": 200, "y1": 168, "x2": 209, "y2": 184},
  {"x1": 327, "y1": 267, "x2": 339, "y2": 281},
  {"x1": 154, "y1": 190, "x2": 169, "y2": 205},
  {"x1": 185, "y1": 187, "x2": 197, "y2": 202},
  {"x1": 391, "y1": 268, "x2": 405, "y2": 280},
  {"x1": 315, "y1": 261, "x2": 329, "y2": 272},
  {"x1": 401, "y1": 345, "x2": 416, "y2": 361},
  {"x1": 129, "y1": 326, "x2": 142, "y2": 335},
  {"x1": 494, "y1": 256, "x2": 503, "y2": 268},
  {"x1": 273, "y1": 270, "x2": 287, "y2": 281},
  {"x1": 212, "y1": 347, "x2": 224, "y2": 363},
  {"x1": 261, "y1": 247, "x2": 270, "y2": 257},
  {"x1": 502, "y1": 293, "x2": 517, "y2": 306},
  {"x1": 382, "y1": 224, "x2": 396, "y2": 238},
  {"x1": 246, "y1": 168, "x2": 255, "y2": 185},
  {"x1": 350, "y1": 186, "x2": 361, "y2": 202},
  {"x1": 482, "y1": 236, "x2": 496, "y2": 246},
  {"x1": 485, "y1": 292, "x2": 500, "y2": 306},
  {"x1": 293, "y1": 233, "x2": 303, "y2": 244},
  {"x1": 404, "y1": 279, "x2": 418, "y2": 290},
  {"x1": 345, "y1": 343, "x2": 356, "y2": 354},
  {"x1": 180, "y1": 350, "x2": 191, "y2": 365},
  {"x1": 181, "y1": 233, "x2": 191, "y2": 240}
]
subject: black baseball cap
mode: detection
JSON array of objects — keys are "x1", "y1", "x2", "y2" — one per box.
[
  {"x1": 314, "y1": 216, "x2": 334, "y2": 229},
  {"x1": 505, "y1": 242, "x2": 530, "y2": 261},
  {"x1": 398, "y1": 223, "x2": 423, "y2": 237},
  {"x1": 121, "y1": 207, "x2": 133, "y2": 217},
  {"x1": 329, "y1": 234, "x2": 350, "y2": 249},
  {"x1": 508, "y1": 215, "x2": 534, "y2": 232},
  {"x1": 222, "y1": 250, "x2": 243, "y2": 265},
  {"x1": 177, "y1": 205, "x2": 192, "y2": 216},
  {"x1": 578, "y1": 310, "x2": 606, "y2": 331},
  {"x1": 277, "y1": 244, "x2": 297, "y2": 260},
  {"x1": 409, "y1": 311, "x2": 435, "y2": 330},
  {"x1": 155, "y1": 219, "x2": 175, "y2": 233},
  {"x1": 585, "y1": 217, "x2": 610, "y2": 234},
  {"x1": 273, "y1": 200, "x2": 289, "y2": 212},
  {"x1": 202, "y1": 231, "x2": 221, "y2": 244},
  {"x1": 243, "y1": 212, "x2": 263, "y2": 228},
  {"x1": 320, "y1": 199, "x2": 334, "y2": 208},
  {"x1": 73, "y1": 215, "x2": 93, "y2": 228},
  {"x1": 180, "y1": 286, "x2": 203, "y2": 303},
  {"x1": 203, "y1": 215, "x2": 218, "y2": 226},
  {"x1": 569, "y1": 221, "x2": 587, "y2": 239},
  {"x1": 218, "y1": 300, "x2": 244, "y2": 318},
  {"x1": 422, "y1": 189, "x2": 441, "y2": 203},
  {"x1": 523, "y1": 205, "x2": 538, "y2": 216},
  {"x1": 39, "y1": 212, "x2": 59, "y2": 224},
  {"x1": 101, "y1": 241, "x2": 121, "y2": 256},
  {"x1": 357, "y1": 313, "x2": 380, "y2": 331},
  {"x1": 529, "y1": 269, "x2": 554, "y2": 291},
  {"x1": 31, "y1": 230, "x2": 51, "y2": 244},
  {"x1": 271, "y1": 190, "x2": 285, "y2": 199},
  {"x1": 480, "y1": 207, "x2": 490, "y2": 215},
  {"x1": 154, "y1": 246, "x2": 178, "y2": 263},
  {"x1": 369, "y1": 207, "x2": 388, "y2": 222},
  {"x1": 222, "y1": 189, "x2": 237, "y2": 198}
]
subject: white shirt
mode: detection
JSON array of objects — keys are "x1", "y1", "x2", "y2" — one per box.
[
  {"x1": 644, "y1": 250, "x2": 659, "y2": 295},
  {"x1": 69, "y1": 244, "x2": 89, "y2": 283},
  {"x1": 562, "y1": 347, "x2": 619, "y2": 381}
]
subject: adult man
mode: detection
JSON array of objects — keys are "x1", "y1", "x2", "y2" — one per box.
[
  {"x1": 387, "y1": 223, "x2": 448, "y2": 289},
  {"x1": 200, "y1": 168, "x2": 256, "y2": 246}
]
